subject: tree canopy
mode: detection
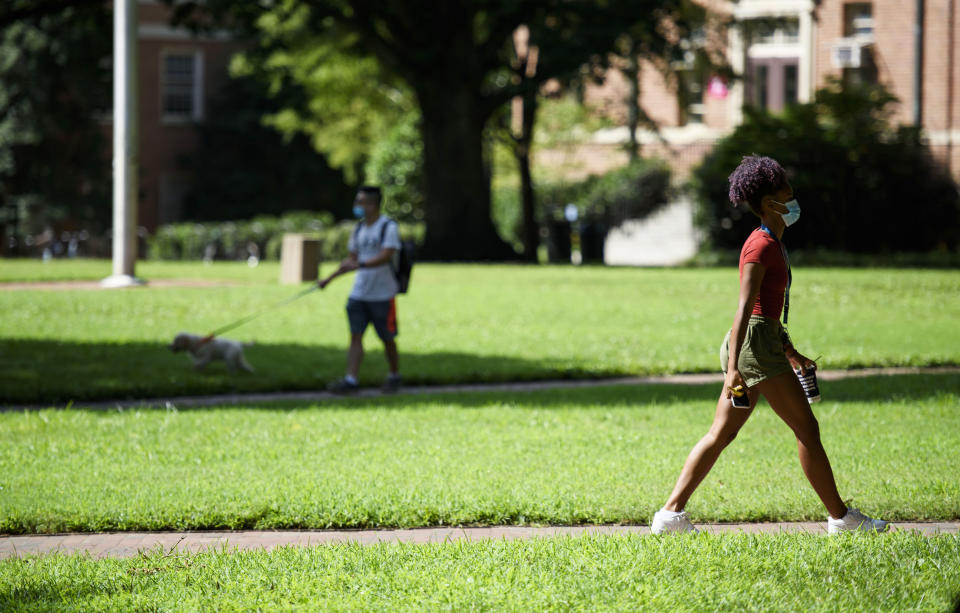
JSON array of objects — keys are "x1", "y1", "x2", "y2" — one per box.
[
  {"x1": 0, "y1": 0, "x2": 111, "y2": 253},
  {"x1": 228, "y1": 4, "x2": 416, "y2": 185},
  {"x1": 180, "y1": 73, "x2": 355, "y2": 222},
  {"x1": 181, "y1": 0, "x2": 693, "y2": 260},
  {"x1": 694, "y1": 80, "x2": 960, "y2": 253}
]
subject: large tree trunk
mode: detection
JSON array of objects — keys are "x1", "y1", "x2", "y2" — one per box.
[
  {"x1": 624, "y1": 39, "x2": 641, "y2": 162},
  {"x1": 517, "y1": 88, "x2": 538, "y2": 261},
  {"x1": 416, "y1": 84, "x2": 518, "y2": 261}
]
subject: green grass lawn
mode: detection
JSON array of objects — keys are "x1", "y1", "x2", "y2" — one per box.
[
  {"x1": 2, "y1": 533, "x2": 959, "y2": 611},
  {"x1": 2, "y1": 373, "x2": 957, "y2": 534},
  {"x1": 2, "y1": 261, "x2": 959, "y2": 403},
  {"x1": 4, "y1": 261, "x2": 959, "y2": 611},
  {"x1": 0, "y1": 258, "x2": 279, "y2": 283}
]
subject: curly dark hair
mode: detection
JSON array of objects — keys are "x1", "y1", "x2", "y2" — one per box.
[{"x1": 727, "y1": 155, "x2": 786, "y2": 216}]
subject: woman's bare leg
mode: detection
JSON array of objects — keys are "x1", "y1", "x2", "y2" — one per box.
[
  {"x1": 755, "y1": 370, "x2": 847, "y2": 519},
  {"x1": 663, "y1": 390, "x2": 757, "y2": 512}
]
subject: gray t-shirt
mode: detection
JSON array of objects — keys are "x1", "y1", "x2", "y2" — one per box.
[{"x1": 348, "y1": 216, "x2": 401, "y2": 301}]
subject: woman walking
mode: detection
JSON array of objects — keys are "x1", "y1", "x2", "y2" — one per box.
[{"x1": 651, "y1": 155, "x2": 888, "y2": 534}]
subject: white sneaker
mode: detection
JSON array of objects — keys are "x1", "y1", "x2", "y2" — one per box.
[
  {"x1": 651, "y1": 509, "x2": 698, "y2": 534},
  {"x1": 827, "y1": 508, "x2": 889, "y2": 533}
]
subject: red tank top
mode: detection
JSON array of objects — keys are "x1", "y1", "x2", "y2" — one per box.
[{"x1": 738, "y1": 228, "x2": 788, "y2": 320}]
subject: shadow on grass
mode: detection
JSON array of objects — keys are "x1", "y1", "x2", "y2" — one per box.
[
  {"x1": 87, "y1": 372, "x2": 952, "y2": 414},
  {"x1": 0, "y1": 583, "x2": 124, "y2": 613},
  {"x1": 299, "y1": 372, "x2": 960, "y2": 412},
  {"x1": 2, "y1": 338, "x2": 957, "y2": 409},
  {"x1": 0, "y1": 338, "x2": 587, "y2": 405}
]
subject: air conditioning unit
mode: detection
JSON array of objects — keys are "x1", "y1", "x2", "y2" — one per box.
[
  {"x1": 851, "y1": 15, "x2": 875, "y2": 39},
  {"x1": 832, "y1": 39, "x2": 862, "y2": 69}
]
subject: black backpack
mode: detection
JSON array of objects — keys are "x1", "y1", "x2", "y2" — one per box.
[{"x1": 353, "y1": 218, "x2": 415, "y2": 294}]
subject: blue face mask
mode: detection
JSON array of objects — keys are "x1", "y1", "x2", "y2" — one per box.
[
  {"x1": 771, "y1": 198, "x2": 801, "y2": 226},
  {"x1": 781, "y1": 199, "x2": 801, "y2": 226},
  {"x1": 353, "y1": 205, "x2": 365, "y2": 219}
]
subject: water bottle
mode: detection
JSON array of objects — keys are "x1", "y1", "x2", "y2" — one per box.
[{"x1": 795, "y1": 363, "x2": 821, "y2": 403}]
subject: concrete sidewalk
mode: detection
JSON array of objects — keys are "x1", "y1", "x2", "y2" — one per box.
[
  {"x1": 3, "y1": 522, "x2": 958, "y2": 559},
  {"x1": 7, "y1": 366, "x2": 959, "y2": 412}
]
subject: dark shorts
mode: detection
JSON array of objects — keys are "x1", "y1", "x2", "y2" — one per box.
[
  {"x1": 720, "y1": 315, "x2": 793, "y2": 387},
  {"x1": 346, "y1": 298, "x2": 398, "y2": 341}
]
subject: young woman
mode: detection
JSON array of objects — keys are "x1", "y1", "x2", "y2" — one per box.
[{"x1": 651, "y1": 155, "x2": 888, "y2": 534}]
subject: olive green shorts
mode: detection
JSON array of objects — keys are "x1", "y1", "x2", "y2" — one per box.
[{"x1": 720, "y1": 315, "x2": 793, "y2": 387}]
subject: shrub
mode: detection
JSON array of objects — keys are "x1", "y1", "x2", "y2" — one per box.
[
  {"x1": 363, "y1": 111, "x2": 425, "y2": 223},
  {"x1": 148, "y1": 211, "x2": 423, "y2": 263},
  {"x1": 492, "y1": 158, "x2": 671, "y2": 260},
  {"x1": 522, "y1": 158, "x2": 672, "y2": 228},
  {"x1": 580, "y1": 158, "x2": 672, "y2": 225},
  {"x1": 692, "y1": 79, "x2": 960, "y2": 253}
]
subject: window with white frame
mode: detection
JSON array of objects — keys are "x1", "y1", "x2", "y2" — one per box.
[
  {"x1": 841, "y1": 3, "x2": 877, "y2": 84},
  {"x1": 750, "y1": 17, "x2": 800, "y2": 45},
  {"x1": 681, "y1": 71, "x2": 705, "y2": 124},
  {"x1": 743, "y1": 14, "x2": 803, "y2": 113},
  {"x1": 676, "y1": 26, "x2": 706, "y2": 125},
  {"x1": 161, "y1": 50, "x2": 204, "y2": 122},
  {"x1": 844, "y1": 3, "x2": 874, "y2": 41}
]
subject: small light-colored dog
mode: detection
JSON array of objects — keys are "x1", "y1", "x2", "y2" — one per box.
[{"x1": 169, "y1": 332, "x2": 254, "y2": 374}]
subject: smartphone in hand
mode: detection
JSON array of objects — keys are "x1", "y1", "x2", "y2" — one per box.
[{"x1": 730, "y1": 386, "x2": 750, "y2": 409}]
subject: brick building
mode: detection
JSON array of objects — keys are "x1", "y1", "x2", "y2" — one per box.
[
  {"x1": 104, "y1": 0, "x2": 243, "y2": 232},
  {"x1": 575, "y1": 0, "x2": 960, "y2": 181},
  {"x1": 115, "y1": 1, "x2": 959, "y2": 233}
]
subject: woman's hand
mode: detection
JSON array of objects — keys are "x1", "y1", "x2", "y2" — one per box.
[
  {"x1": 723, "y1": 368, "x2": 747, "y2": 400},
  {"x1": 786, "y1": 349, "x2": 816, "y2": 375}
]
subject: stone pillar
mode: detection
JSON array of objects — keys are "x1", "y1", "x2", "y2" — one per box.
[{"x1": 280, "y1": 234, "x2": 321, "y2": 284}]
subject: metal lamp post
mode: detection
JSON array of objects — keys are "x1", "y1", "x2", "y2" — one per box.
[{"x1": 102, "y1": 0, "x2": 144, "y2": 288}]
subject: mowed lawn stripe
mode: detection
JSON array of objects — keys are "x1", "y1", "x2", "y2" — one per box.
[
  {"x1": 1, "y1": 533, "x2": 958, "y2": 612},
  {"x1": 2, "y1": 264, "x2": 959, "y2": 403},
  {"x1": 2, "y1": 374, "x2": 958, "y2": 534}
]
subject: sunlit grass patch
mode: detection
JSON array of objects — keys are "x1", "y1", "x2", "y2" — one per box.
[
  {"x1": 2, "y1": 263, "x2": 959, "y2": 403},
  {"x1": 2, "y1": 374, "x2": 958, "y2": 533},
  {"x1": 2, "y1": 532, "x2": 958, "y2": 612}
]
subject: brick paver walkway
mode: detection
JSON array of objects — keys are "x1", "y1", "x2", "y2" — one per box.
[{"x1": 3, "y1": 522, "x2": 958, "y2": 559}]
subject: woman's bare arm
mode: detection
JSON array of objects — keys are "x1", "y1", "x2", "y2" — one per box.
[{"x1": 724, "y1": 261, "x2": 765, "y2": 395}]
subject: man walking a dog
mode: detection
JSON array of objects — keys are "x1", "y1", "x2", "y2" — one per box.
[{"x1": 319, "y1": 186, "x2": 403, "y2": 393}]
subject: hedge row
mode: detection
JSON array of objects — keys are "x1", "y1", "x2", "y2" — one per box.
[{"x1": 148, "y1": 211, "x2": 424, "y2": 262}]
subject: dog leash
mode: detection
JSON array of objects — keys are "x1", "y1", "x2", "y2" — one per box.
[{"x1": 198, "y1": 285, "x2": 319, "y2": 345}]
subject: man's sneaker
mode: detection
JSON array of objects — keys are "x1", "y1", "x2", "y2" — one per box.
[
  {"x1": 827, "y1": 508, "x2": 889, "y2": 533},
  {"x1": 382, "y1": 374, "x2": 403, "y2": 393},
  {"x1": 327, "y1": 378, "x2": 360, "y2": 394},
  {"x1": 651, "y1": 509, "x2": 698, "y2": 535}
]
